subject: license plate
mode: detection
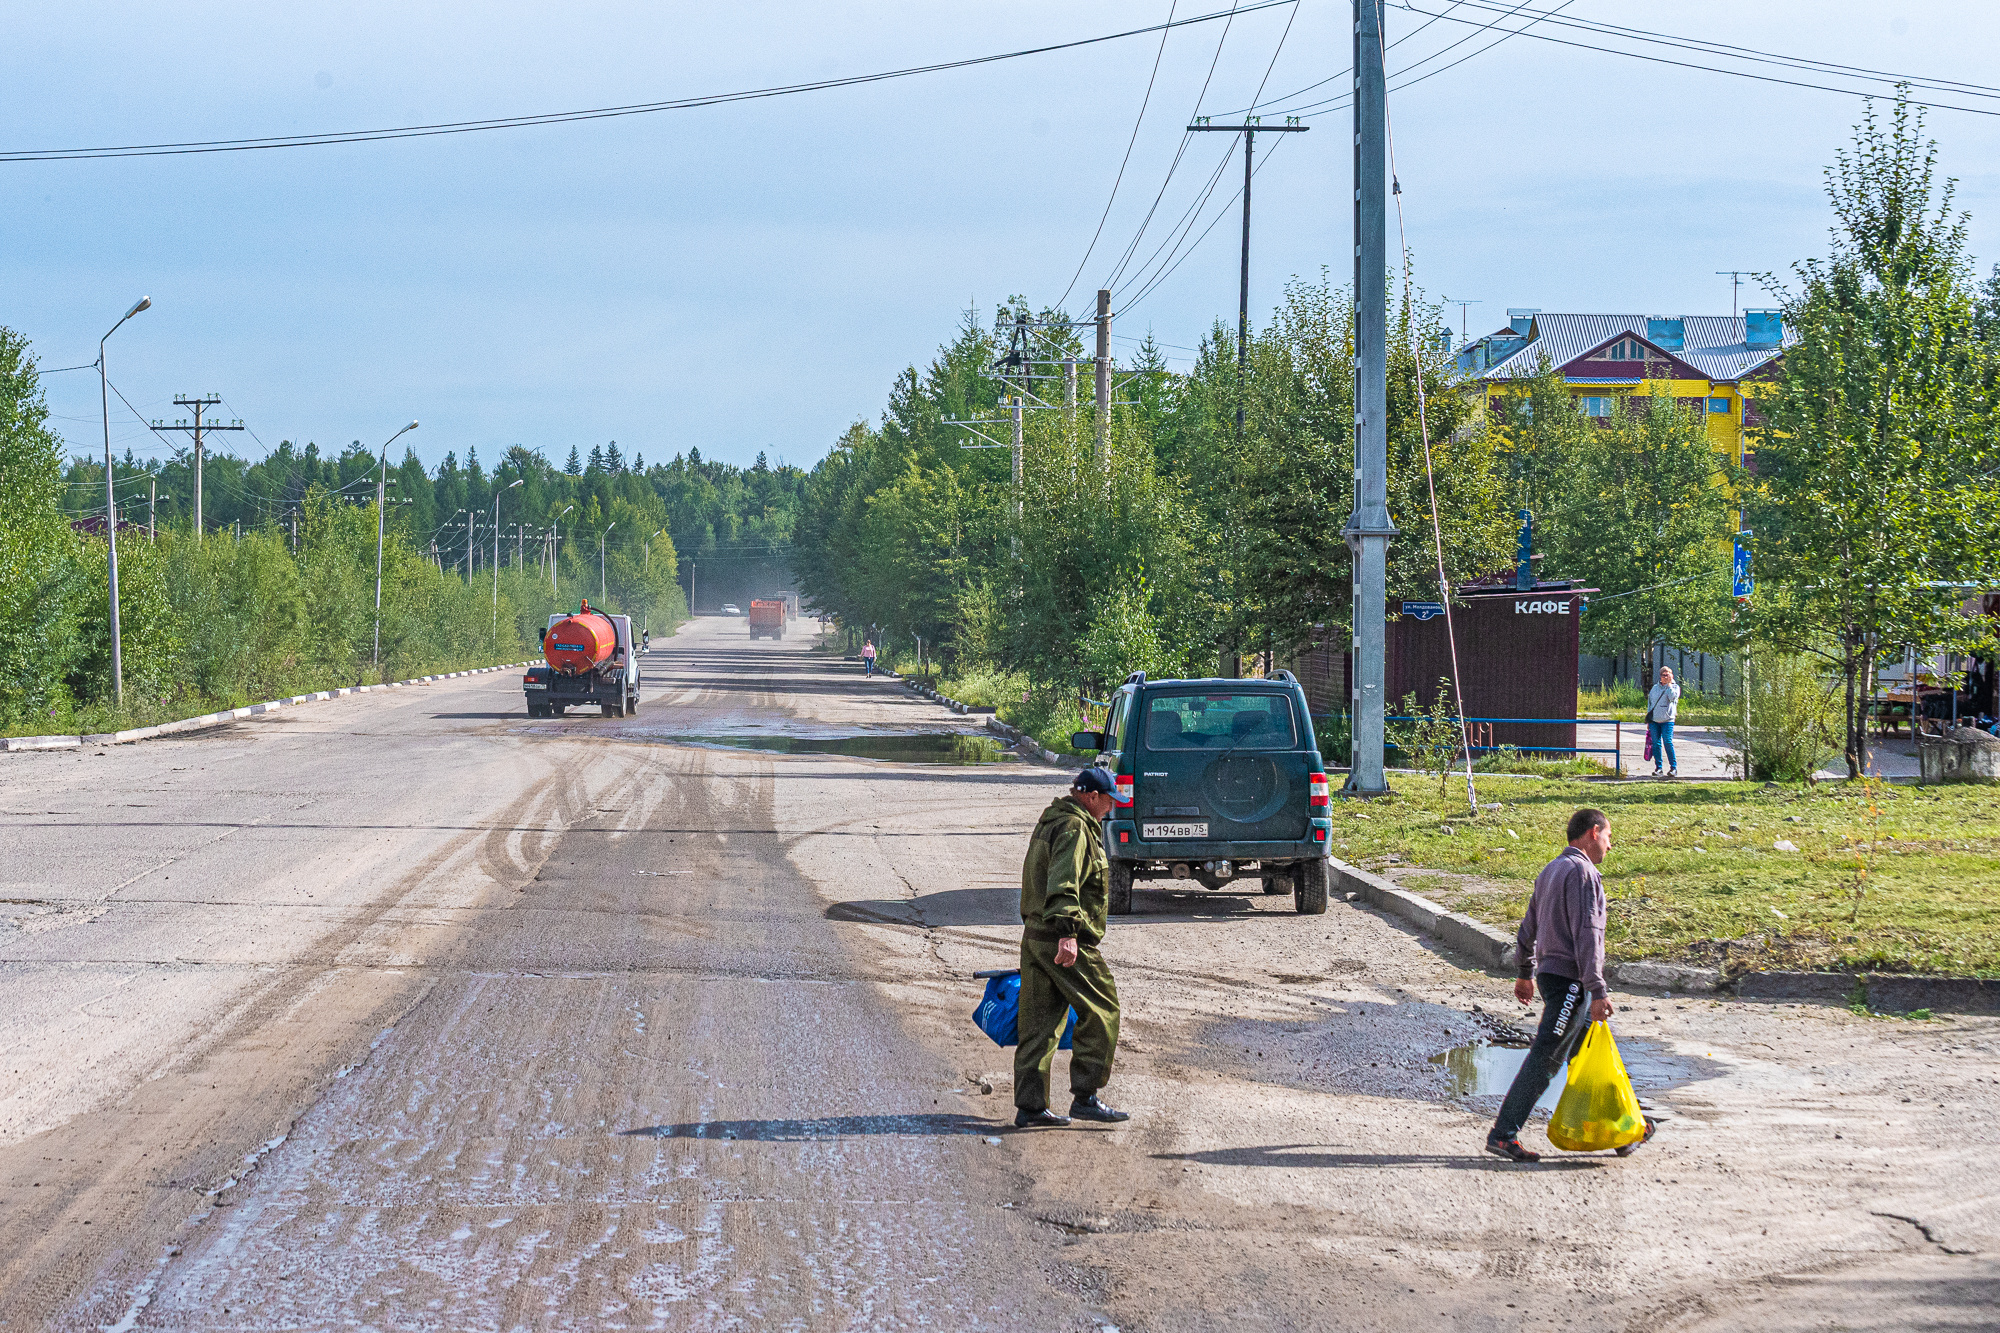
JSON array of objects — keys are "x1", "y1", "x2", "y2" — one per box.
[
  {"x1": 1143, "y1": 822, "x2": 1208, "y2": 839},
  {"x1": 525, "y1": 683, "x2": 547, "y2": 689}
]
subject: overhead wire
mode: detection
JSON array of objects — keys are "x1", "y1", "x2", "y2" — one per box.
[
  {"x1": 1056, "y1": 0, "x2": 1182, "y2": 311},
  {"x1": 1387, "y1": 1, "x2": 2000, "y2": 118},
  {"x1": 1101, "y1": 0, "x2": 1251, "y2": 293},
  {"x1": 1110, "y1": 0, "x2": 1301, "y2": 311},
  {"x1": 2, "y1": 2, "x2": 1294, "y2": 163}
]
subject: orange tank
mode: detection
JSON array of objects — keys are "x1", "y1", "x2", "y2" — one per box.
[{"x1": 544, "y1": 606, "x2": 618, "y2": 675}]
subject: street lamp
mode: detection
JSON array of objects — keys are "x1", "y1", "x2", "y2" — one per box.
[
  {"x1": 98, "y1": 295, "x2": 150, "y2": 709},
  {"x1": 552, "y1": 503, "x2": 574, "y2": 595},
  {"x1": 599, "y1": 520, "x2": 616, "y2": 605},
  {"x1": 372, "y1": 420, "x2": 419, "y2": 667},
  {"x1": 494, "y1": 478, "x2": 522, "y2": 633}
]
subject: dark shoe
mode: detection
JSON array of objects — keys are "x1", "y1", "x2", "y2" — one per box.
[
  {"x1": 1485, "y1": 1136, "x2": 1540, "y2": 1163},
  {"x1": 1014, "y1": 1108, "x2": 1070, "y2": 1129},
  {"x1": 1614, "y1": 1116, "x2": 1658, "y2": 1157},
  {"x1": 1069, "y1": 1094, "x2": 1130, "y2": 1123},
  {"x1": 1668, "y1": 769, "x2": 1678, "y2": 779}
]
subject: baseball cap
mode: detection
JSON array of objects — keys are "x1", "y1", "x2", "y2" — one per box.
[{"x1": 1070, "y1": 767, "x2": 1117, "y2": 798}]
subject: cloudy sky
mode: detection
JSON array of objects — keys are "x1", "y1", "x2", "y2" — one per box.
[{"x1": 9, "y1": 1, "x2": 1998, "y2": 472}]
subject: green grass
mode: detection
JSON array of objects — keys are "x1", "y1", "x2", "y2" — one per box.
[
  {"x1": 1332, "y1": 775, "x2": 2000, "y2": 978},
  {"x1": 1580, "y1": 680, "x2": 1738, "y2": 727}
]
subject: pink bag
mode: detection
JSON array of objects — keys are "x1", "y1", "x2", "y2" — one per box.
[{"x1": 1643, "y1": 729, "x2": 1654, "y2": 764}]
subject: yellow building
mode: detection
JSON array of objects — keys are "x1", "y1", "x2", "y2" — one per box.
[{"x1": 1456, "y1": 309, "x2": 1794, "y2": 465}]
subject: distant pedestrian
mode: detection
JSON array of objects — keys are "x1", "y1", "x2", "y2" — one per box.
[
  {"x1": 1014, "y1": 767, "x2": 1128, "y2": 1129},
  {"x1": 1486, "y1": 807, "x2": 1655, "y2": 1162},
  {"x1": 861, "y1": 640, "x2": 878, "y2": 676},
  {"x1": 1647, "y1": 666, "x2": 1681, "y2": 778}
]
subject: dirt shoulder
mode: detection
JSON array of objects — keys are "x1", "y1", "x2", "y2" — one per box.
[{"x1": 798, "y1": 762, "x2": 2000, "y2": 1330}]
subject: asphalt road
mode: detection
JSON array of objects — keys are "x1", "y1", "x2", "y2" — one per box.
[
  {"x1": 4, "y1": 617, "x2": 1995, "y2": 1331},
  {"x1": 0, "y1": 619, "x2": 1087, "y2": 1330}
]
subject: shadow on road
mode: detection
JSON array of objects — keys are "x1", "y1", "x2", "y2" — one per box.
[
  {"x1": 828, "y1": 888, "x2": 1020, "y2": 929},
  {"x1": 1151, "y1": 1144, "x2": 1606, "y2": 1171},
  {"x1": 619, "y1": 1113, "x2": 1002, "y2": 1140}
]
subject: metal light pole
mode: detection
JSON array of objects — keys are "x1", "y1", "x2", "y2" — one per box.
[
  {"x1": 552, "y1": 504, "x2": 573, "y2": 596},
  {"x1": 494, "y1": 478, "x2": 521, "y2": 633},
  {"x1": 599, "y1": 520, "x2": 616, "y2": 605},
  {"x1": 372, "y1": 421, "x2": 419, "y2": 667},
  {"x1": 1341, "y1": 0, "x2": 1394, "y2": 793},
  {"x1": 98, "y1": 296, "x2": 150, "y2": 709}
]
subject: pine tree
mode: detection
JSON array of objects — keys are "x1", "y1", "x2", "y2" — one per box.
[
  {"x1": 604, "y1": 440, "x2": 624, "y2": 473},
  {"x1": 564, "y1": 445, "x2": 583, "y2": 476},
  {"x1": 586, "y1": 444, "x2": 605, "y2": 475}
]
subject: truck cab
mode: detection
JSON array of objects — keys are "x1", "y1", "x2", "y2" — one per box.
[{"x1": 1069, "y1": 671, "x2": 1333, "y2": 915}]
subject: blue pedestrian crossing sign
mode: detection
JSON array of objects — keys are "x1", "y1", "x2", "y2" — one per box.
[{"x1": 1733, "y1": 535, "x2": 1753, "y2": 600}]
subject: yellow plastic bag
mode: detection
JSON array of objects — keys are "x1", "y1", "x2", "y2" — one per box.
[{"x1": 1546, "y1": 1022, "x2": 1646, "y2": 1152}]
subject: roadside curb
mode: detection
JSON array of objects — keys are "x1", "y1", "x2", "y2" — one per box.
[
  {"x1": 1, "y1": 662, "x2": 538, "y2": 752},
  {"x1": 1331, "y1": 859, "x2": 1997, "y2": 1013},
  {"x1": 1330, "y1": 858, "x2": 1520, "y2": 972},
  {"x1": 983, "y1": 715, "x2": 1074, "y2": 767}
]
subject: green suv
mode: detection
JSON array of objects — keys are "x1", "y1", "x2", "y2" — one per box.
[{"x1": 1069, "y1": 671, "x2": 1334, "y2": 916}]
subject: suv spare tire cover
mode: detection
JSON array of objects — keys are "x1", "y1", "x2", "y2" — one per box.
[{"x1": 1202, "y1": 755, "x2": 1288, "y2": 825}]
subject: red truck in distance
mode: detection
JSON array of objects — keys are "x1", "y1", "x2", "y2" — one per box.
[{"x1": 748, "y1": 600, "x2": 786, "y2": 639}]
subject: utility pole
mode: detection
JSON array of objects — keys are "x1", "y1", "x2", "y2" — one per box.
[
  {"x1": 1715, "y1": 270, "x2": 1750, "y2": 318},
  {"x1": 600, "y1": 521, "x2": 616, "y2": 605},
  {"x1": 1094, "y1": 289, "x2": 1111, "y2": 460},
  {"x1": 149, "y1": 395, "x2": 243, "y2": 542},
  {"x1": 371, "y1": 422, "x2": 418, "y2": 668},
  {"x1": 494, "y1": 478, "x2": 521, "y2": 634},
  {"x1": 149, "y1": 478, "x2": 159, "y2": 543},
  {"x1": 1342, "y1": 0, "x2": 1394, "y2": 795},
  {"x1": 1444, "y1": 297, "x2": 1482, "y2": 341},
  {"x1": 1187, "y1": 117, "x2": 1308, "y2": 436}
]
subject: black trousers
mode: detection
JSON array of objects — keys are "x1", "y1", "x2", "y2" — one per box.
[{"x1": 1490, "y1": 972, "x2": 1590, "y2": 1142}]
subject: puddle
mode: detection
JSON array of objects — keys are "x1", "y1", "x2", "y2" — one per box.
[
  {"x1": 669, "y1": 732, "x2": 1012, "y2": 764},
  {"x1": 1431, "y1": 1037, "x2": 1693, "y2": 1112}
]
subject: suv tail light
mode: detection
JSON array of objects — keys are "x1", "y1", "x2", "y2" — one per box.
[
  {"x1": 1114, "y1": 776, "x2": 1133, "y2": 807},
  {"x1": 1309, "y1": 772, "x2": 1330, "y2": 807}
]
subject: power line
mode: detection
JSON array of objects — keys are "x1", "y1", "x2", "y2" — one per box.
[
  {"x1": 2, "y1": 2, "x2": 1294, "y2": 163},
  {"x1": 1407, "y1": 0, "x2": 2000, "y2": 100},
  {"x1": 1056, "y1": 0, "x2": 1183, "y2": 311},
  {"x1": 1389, "y1": 1, "x2": 2000, "y2": 118},
  {"x1": 1102, "y1": 0, "x2": 1250, "y2": 293}
]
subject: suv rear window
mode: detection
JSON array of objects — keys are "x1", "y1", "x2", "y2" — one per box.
[{"x1": 1142, "y1": 692, "x2": 1298, "y2": 750}]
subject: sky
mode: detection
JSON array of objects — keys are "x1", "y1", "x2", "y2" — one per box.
[{"x1": 9, "y1": 1, "x2": 2000, "y2": 474}]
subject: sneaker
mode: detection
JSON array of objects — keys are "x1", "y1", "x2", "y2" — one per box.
[
  {"x1": 1614, "y1": 1117, "x2": 1658, "y2": 1157},
  {"x1": 1485, "y1": 1136, "x2": 1540, "y2": 1163},
  {"x1": 1069, "y1": 1094, "x2": 1130, "y2": 1123},
  {"x1": 1668, "y1": 768, "x2": 1678, "y2": 779},
  {"x1": 1014, "y1": 1108, "x2": 1071, "y2": 1129}
]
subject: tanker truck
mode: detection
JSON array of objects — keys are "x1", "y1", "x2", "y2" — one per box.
[{"x1": 522, "y1": 600, "x2": 641, "y2": 717}]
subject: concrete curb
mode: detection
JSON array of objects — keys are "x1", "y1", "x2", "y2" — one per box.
[
  {"x1": 1, "y1": 661, "x2": 538, "y2": 753},
  {"x1": 1329, "y1": 866, "x2": 1994, "y2": 1012},
  {"x1": 982, "y1": 715, "x2": 1072, "y2": 767},
  {"x1": 1329, "y1": 858, "x2": 1520, "y2": 972}
]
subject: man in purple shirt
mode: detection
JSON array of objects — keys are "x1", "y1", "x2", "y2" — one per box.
[{"x1": 1486, "y1": 807, "x2": 1655, "y2": 1162}]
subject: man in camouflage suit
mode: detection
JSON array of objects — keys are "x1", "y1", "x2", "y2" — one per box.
[{"x1": 1015, "y1": 767, "x2": 1130, "y2": 1128}]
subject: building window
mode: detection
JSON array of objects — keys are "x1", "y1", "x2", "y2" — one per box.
[
  {"x1": 1708, "y1": 396, "x2": 1731, "y2": 414},
  {"x1": 1603, "y1": 337, "x2": 1646, "y2": 360},
  {"x1": 1577, "y1": 396, "x2": 1613, "y2": 417}
]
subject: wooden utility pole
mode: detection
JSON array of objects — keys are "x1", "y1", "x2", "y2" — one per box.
[
  {"x1": 1094, "y1": 289, "x2": 1112, "y2": 460},
  {"x1": 1186, "y1": 117, "x2": 1308, "y2": 435},
  {"x1": 149, "y1": 395, "x2": 243, "y2": 542}
]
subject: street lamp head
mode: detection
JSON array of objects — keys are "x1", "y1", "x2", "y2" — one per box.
[
  {"x1": 406, "y1": 420, "x2": 419, "y2": 431},
  {"x1": 126, "y1": 297, "x2": 152, "y2": 319},
  {"x1": 507, "y1": 479, "x2": 523, "y2": 489}
]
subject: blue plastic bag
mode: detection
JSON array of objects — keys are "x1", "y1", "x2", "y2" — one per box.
[{"x1": 973, "y1": 971, "x2": 1075, "y2": 1050}]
